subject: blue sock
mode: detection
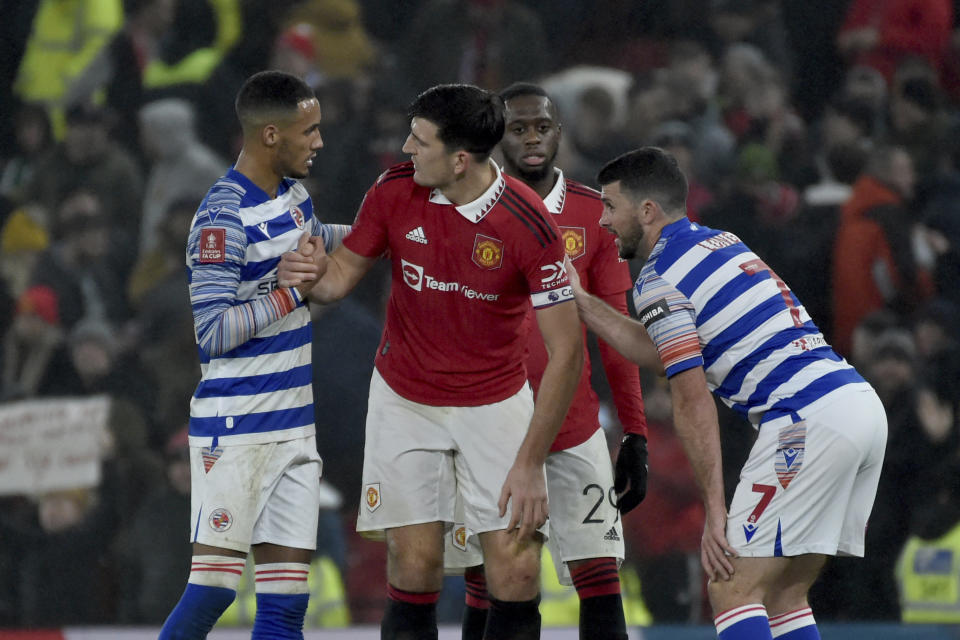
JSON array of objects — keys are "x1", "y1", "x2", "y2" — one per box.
[
  {"x1": 252, "y1": 592, "x2": 309, "y2": 639},
  {"x1": 158, "y1": 583, "x2": 236, "y2": 639},
  {"x1": 715, "y1": 604, "x2": 773, "y2": 639},
  {"x1": 769, "y1": 607, "x2": 820, "y2": 639}
]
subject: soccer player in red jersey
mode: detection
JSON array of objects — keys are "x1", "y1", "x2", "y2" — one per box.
[
  {"x1": 444, "y1": 83, "x2": 649, "y2": 640},
  {"x1": 279, "y1": 84, "x2": 583, "y2": 640}
]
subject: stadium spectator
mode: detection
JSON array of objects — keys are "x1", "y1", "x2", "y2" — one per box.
[
  {"x1": 0, "y1": 284, "x2": 63, "y2": 400},
  {"x1": 12, "y1": 0, "x2": 123, "y2": 138},
  {"x1": 836, "y1": 0, "x2": 953, "y2": 84},
  {"x1": 831, "y1": 145, "x2": 935, "y2": 356},
  {"x1": 137, "y1": 97, "x2": 226, "y2": 256},
  {"x1": 24, "y1": 103, "x2": 144, "y2": 257},
  {"x1": 283, "y1": 0, "x2": 376, "y2": 81},
  {"x1": 398, "y1": 0, "x2": 549, "y2": 94},
  {"x1": 0, "y1": 103, "x2": 52, "y2": 207},
  {"x1": 31, "y1": 188, "x2": 133, "y2": 330}
]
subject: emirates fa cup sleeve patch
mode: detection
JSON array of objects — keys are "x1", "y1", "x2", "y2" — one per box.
[
  {"x1": 365, "y1": 483, "x2": 381, "y2": 512},
  {"x1": 199, "y1": 227, "x2": 226, "y2": 263}
]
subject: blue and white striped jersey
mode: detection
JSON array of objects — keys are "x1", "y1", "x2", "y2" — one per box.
[
  {"x1": 634, "y1": 217, "x2": 869, "y2": 425},
  {"x1": 186, "y1": 168, "x2": 344, "y2": 445}
]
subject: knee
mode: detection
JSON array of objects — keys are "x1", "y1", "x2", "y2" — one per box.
[
  {"x1": 764, "y1": 589, "x2": 810, "y2": 617},
  {"x1": 485, "y1": 543, "x2": 540, "y2": 600},
  {"x1": 707, "y1": 575, "x2": 762, "y2": 614},
  {"x1": 386, "y1": 536, "x2": 443, "y2": 589}
]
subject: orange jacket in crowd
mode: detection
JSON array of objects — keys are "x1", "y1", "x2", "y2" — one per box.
[{"x1": 831, "y1": 175, "x2": 935, "y2": 357}]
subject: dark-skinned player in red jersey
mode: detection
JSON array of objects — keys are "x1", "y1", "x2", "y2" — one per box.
[{"x1": 444, "y1": 83, "x2": 649, "y2": 640}]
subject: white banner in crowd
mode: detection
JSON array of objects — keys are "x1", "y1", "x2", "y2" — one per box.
[{"x1": 0, "y1": 395, "x2": 110, "y2": 496}]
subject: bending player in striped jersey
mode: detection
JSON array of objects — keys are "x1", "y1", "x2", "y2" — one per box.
[
  {"x1": 568, "y1": 147, "x2": 887, "y2": 640},
  {"x1": 444, "y1": 83, "x2": 648, "y2": 640},
  {"x1": 159, "y1": 71, "x2": 350, "y2": 640}
]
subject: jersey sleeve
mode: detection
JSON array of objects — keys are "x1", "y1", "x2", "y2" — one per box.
[
  {"x1": 633, "y1": 273, "x2": 703, "y2": 377},
  {"x1": 515, "y1": 199, "x2": 575, "y2": 309},
  {"x1": 188, "y1": 207, "x2": 299, "y2": 358},
  {"x1": 342, "y1": 186, "x2": 389, "y2": 258},
  {"x1": 309, "y1": 216, "x2": 352, "y2": 253}
]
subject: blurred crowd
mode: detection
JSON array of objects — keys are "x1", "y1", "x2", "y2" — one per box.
[{"x1": 2, "y1": 0, "x2": 960, "y2": 629}]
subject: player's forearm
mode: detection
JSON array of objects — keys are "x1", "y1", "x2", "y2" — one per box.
[
  {"x1": 671, "y1": 379, "x2": 726, "y2": 518},
  {"x1": 515, "y1": 333, "x2": 582, "y2": 467},
  {"x1": 575, "y1": 289, "x2": 661, "y2": 370},
  {"x1": 303, "y1": 249, "x2": 366, "y2": 304}
]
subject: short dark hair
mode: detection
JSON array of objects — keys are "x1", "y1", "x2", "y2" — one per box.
[
  {"x1": 235, "y1": 70, "x2": 315, "y2": 130},
  {"x1": 499, "y1": 82, "x2": 549, "y2": 103},
  {"x1": 407, "y1": 84, "x2": 504, "y2": 158},
  {"x1": 597, "y1": 147, "x2": 688, "y2": 215}
]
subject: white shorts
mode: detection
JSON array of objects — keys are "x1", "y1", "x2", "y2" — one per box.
[
  {"x1": 727, "y1": 387, "x2": 887, "y2": 558},
  {"x1": 189, "y1": 435, "x2": 323, "y2": 553},
  {"x1": 445, "y1": 428, "x2": 624, "y2": 585},
  {"x1": 357, "y1": 369, "x2": 540, "y2": 540}
]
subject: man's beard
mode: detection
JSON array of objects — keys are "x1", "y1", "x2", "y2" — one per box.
[
  {"x1": 616, "y1": 222, "x2": 645, "y2": 260},
  {"x1": 514, "y1": 163, "x2": 554, "y2": 183}
]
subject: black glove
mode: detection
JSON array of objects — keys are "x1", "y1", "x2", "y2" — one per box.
[{"x1": 614, "y1": 433, "x2": 648, "y2": 514}]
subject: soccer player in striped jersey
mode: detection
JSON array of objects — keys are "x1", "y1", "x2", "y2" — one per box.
[
  {"x1": 445, "y1": 83, "x2": 648, "y2": 640},
  {"x1": 278, "y1": 84, "x2": 583, "y2": 640},
  {"x1": 568, "y1": 147, "x2": 887, "y2": 640},
  {"x1": 159, "y1": 71, "x2": 350, "y2": 639}
]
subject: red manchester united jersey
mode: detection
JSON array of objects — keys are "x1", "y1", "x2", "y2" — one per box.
[
  {"x1": 523, "y1": 170, "x2": 647, "y2": 451},
  {"x1": 343, "y1": 161, "x2": 574, "y2": 406}
]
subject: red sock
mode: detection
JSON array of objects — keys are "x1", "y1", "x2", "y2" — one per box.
[{"x1": 570, "y1": 557, "x2": 621, "y2": 599}]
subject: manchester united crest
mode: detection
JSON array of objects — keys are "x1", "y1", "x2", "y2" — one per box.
[
  {"x1": 560, "y1": 226, "x2": 586, "y2": 260},
  {"x1": 472, "y1": 234, "x2": 503, "y2": 269},
  {"x1": 290, "y1": 205, "x2": 306, "y2": 230},
  {"x1": 453, "y1": 524, "x2": 467, "y2": 551},
  {"x1": 365, "y1": 483, "x2": 381, "y2": 512}
]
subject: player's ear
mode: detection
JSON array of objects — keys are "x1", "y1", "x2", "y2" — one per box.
[
  {"x1": 453, "y1": 150, "x2": 469, "y2": 176},
  {"x1": 640, "y1": 198, "x2": 658, "y2": 222},
  {"x1": 262, "y1": 124, "x2": 279, "y2": 148}
]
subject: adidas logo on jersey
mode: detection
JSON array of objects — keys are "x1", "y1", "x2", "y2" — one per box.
[
  {"x1": 603, "y1": 527, "x2": 620, "y2": 542},
  {"x1": 405, "y1": 226, "x2": 428, "y2": 244}
]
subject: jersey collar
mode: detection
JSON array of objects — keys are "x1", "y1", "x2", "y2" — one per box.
[
  {"x1": 542, "y1": 168, "x2": 566, "y2": 214},
  {"x1": 661, "y1": 216, "x2": 696, "y2": 239},
  {"x1": 428, "y1": 160, "x2": 506, "y2": 223}
]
